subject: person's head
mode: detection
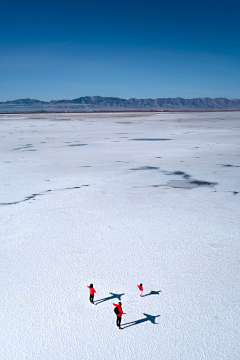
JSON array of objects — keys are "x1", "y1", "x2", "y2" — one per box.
[
  {"x1": 140, "y1": 283, "x2": 143, "y2": 287},
  {"x1": 90, "y1": 284, "x2": 93, "y2": 288},
  {"x1": 119, "y1": 302, "x2": 122, "y2": 305}
]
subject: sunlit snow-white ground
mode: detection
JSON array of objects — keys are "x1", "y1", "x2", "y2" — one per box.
[{"x1": 0, "y1": 111, "x2": 239, "y2": 360}]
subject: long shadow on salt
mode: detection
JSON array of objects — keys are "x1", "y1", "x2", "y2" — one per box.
[
  {"x1": 94, "y1": 293, "x2": 125, "y2": 305},
  {"x1": 142, "y1": 290, "x2": 161, "y2": 297},
  {"x1": 122, "y1": 313, "x2": 160, "y2": 329}
]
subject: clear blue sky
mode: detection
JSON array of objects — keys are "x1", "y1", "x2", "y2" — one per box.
[{"x1": 0, "y1": 0, "x2": 239, "y2": 101}]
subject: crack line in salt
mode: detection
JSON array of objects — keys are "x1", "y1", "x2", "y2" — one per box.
[{"x1": 0, "y1": 185, "x2": 89, "y2": 206}]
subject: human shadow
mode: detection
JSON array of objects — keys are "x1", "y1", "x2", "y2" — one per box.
[
  {"x1": 122, "y1": 313, "x2": 160, "y2": 329},
  {"x1": 142, "y1": 290, "x2": 161, "y2": 297},
  {"x1": 95, "y1": 292, "x2": 125, "y2": 305}
]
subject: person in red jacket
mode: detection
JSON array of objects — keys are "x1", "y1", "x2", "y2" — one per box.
[
  {"x1": 138, "y1": 283, "x2": 143, "y2": 297},
  {"x1": 87, "y1": 284, "x2": 97, "y2": 304},
  {"x1": 113, "y1": 302, "x2": 124, "y2": 329}
]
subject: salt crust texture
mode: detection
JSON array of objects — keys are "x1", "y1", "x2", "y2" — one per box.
[{"x1": 0, "y1": 112, "x2": 239, "y2": 360}]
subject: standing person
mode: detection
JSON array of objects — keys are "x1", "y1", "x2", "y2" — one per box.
[
  {"x1": 113, "y1": 302, "x2": 124, "y2": 329},
  {"x1": 87, "y1": 284, "x2": 97, "y2": 304},
  {"x1": 138, "y1": 283, "x2": 143, "y2": 297}
]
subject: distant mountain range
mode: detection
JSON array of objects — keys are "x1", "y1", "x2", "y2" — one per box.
[{"x1": 1, "y1": 96, "x2": 240, "y2": 112}]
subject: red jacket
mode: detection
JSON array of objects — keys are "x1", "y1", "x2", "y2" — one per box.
[
  {"x1": 138, "y1": 285, "x2": 143, "y2": 291},
  {"x1": 87, "y1": 286, "x2": 96, "y2": 295},
  {"x1": 113, "y1": 303, "x2": 123, "y2": 317}
]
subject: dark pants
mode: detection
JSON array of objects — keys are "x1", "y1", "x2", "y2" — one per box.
[
  {"x1": 116, "y1": 316, "x2": 122, "y2": 327},
  {"x1": 90, "y1": 294, "x2": 94, "y2": 303}
]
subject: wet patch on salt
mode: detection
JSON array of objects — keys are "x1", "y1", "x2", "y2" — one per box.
[{"x1": 153, "y1": 170, "x2": 218, "y2": 189}]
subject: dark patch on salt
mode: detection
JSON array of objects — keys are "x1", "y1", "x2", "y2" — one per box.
[
  {"x1": 233, "y1": 191, "x2": 239, "y2": 195},
  {"x1": 189, "y1": 180, "x2": 217, "y2": 186},
  {"x1": 171, "y1": 171, "x2": 190, "y2": 179},
  {"x1": 218, "y1": 164, "x2": 240, "y2": 167},
  {"x1": 68, "y1": 144, "x2": 87, "y2": 147},
  {"x1": 132, "y1": 138, "x2": 171, "y2": 141},
  {"x1": 13, "y1": 143, "x2": 34, "y2": 151},
  {"x1": 173, "y1": 171, "x2": 185, "y2": 175},
  {"x1": 131, "y1": 166, "x2": 159, "y2": 170}
]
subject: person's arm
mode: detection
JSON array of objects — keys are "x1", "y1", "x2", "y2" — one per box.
[
  {"x1": 119, "y1": 308, "x2": 124, "y2": 315},
  {"x1": 113, "y1": 303, "x2": 118, "y2": 307}
]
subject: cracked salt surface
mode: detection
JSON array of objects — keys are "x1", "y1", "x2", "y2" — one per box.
[{"x1": 0, "y1": 111, "x2": 239, "y2": 360}]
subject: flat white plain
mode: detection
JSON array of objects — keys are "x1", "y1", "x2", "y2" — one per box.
[{"x1": 0, "y1": 111, "x2": 239, "y2": 360}]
